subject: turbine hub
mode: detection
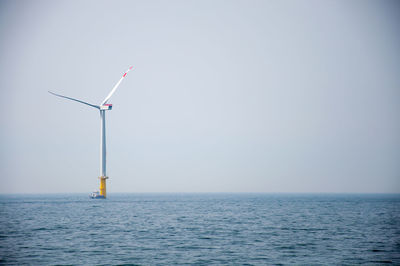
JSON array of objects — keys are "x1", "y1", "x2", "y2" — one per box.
[{"x1": 100, "y1": 104, "x2": 112, "y2": 110}]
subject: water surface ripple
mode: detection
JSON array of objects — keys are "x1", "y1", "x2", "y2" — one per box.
[{"x1": 0, "y1": 193, "x2": 399, "y2": 264}]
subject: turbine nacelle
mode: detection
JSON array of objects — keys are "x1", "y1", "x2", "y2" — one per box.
[{"x1": 100, "y1": 104, "x2": 112, "y2": 110}]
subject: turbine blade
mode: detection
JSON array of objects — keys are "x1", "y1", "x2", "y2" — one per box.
[
  {"x1": 101, "y1": 66, "x2": 134, "y2": 105},
  {"x1": 48, "y1": 91, "x2": 100, "y2": 109}
]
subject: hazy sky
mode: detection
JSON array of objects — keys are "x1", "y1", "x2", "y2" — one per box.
[{"x1": 0, "y1": 0, "x2": 399, "y2": 193}]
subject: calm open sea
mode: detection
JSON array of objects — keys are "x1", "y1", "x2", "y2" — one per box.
[{"x1": 0, "y1": 193, "x2": 399, "y2": 265}]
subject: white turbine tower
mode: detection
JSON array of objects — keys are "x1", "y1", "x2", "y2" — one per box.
[{"x1": 49, "y1": 66, "x2": 134, "y2": 199}]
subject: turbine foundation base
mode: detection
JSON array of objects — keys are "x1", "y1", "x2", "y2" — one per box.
[{"x1": 99, "y1": 176, "x2": 109, "y2": 198}]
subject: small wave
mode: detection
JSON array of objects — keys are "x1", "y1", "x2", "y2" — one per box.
[
  {"x1": 32, "y1": 227, "x2": 48, "y2": 231},
  {"x1": 371, "y1": 249, "x2": 385, "y2": 252}
]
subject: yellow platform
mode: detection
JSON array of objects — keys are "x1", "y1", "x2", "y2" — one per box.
[{"x1": 99, "y1": 176, "x2": 109, "y2": 198}]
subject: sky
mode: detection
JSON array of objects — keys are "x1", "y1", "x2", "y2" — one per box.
[{"x1": 0, "y1": 0, "x2": 399, "y2": 194}]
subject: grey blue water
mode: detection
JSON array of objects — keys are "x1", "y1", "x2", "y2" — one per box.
[{"x1": 0, "y1": 193, "x2": 399, "y2": 265}]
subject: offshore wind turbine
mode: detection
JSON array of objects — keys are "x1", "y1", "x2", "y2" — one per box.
[{"x1": 49, "y1": 66, "x2": 134, "y2": 199}]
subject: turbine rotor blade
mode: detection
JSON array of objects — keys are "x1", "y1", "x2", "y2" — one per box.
[
  {"x1": 48, "y1": 91, "x2": 100, "y2": 109},
  {"x1": 101, "y1": 66, "x2": 134, "y2": 105}
]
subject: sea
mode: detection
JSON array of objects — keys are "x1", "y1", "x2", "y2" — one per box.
[{"x1": 0, "y1": 193, "x2": 399, "y2": 265}]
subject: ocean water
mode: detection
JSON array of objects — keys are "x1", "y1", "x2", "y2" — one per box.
[{"x1": 0, "y1": 193, "x2": 399, "y2": 265}]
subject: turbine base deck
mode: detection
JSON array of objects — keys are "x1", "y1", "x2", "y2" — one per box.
[{"x1": 90, "y1": 191, "x2": 106, "y2": 199}]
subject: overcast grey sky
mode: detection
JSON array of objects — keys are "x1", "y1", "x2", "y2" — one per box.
[{"x1": 0, "y1": 0, "x2": 399, "y2": 194}]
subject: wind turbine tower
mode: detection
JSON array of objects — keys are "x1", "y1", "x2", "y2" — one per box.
[{"x1": 49, "y1": 66, "x2": 133, "y2": 199}]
